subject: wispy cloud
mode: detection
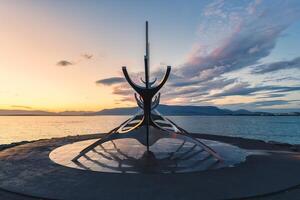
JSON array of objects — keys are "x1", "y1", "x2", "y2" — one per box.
[
  {"x1": 10, "y1": 105, "x2": 32, "y2": 109},
  {"x1": 57, "y1": 60, "x2": 73, "y2": 66},
  {"x1": 257, "y1": 93, "x2": 287, "y2": 99},
  {"x1": 96, "y1": 77, "x2": 125, "y2": 86},
  {"x1": 252, "y1": 56, "x2": 300, "y2": 74},
  {"x1": 222, "y1": 99, "x2": 300, "y2": 110},
  {"x1": 262, "y1": 76, "x2": 300, "y2": 83},
  {"x1": 165, "y1": 77, "x2": 236, "y2": 97},
  {"x1": 112, "y1": 84, "x2": 133, "y2": 95},
  {"x1": 211, "y1": 83, "x2": 300, "y2": 98},
  {"x1": 82, "y1": 53, "x2": 93, "y2": 60},
  {"x1": 57, "y1": 53, "x2": 94, "y2": 67}
]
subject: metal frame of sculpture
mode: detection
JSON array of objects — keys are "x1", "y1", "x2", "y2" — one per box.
[
  {"x1": 72, "y1": 21, "x2": 222, "y2": 162},
  {"x1": 72, "y1": 139, "x2": 221, "y2": 173}
]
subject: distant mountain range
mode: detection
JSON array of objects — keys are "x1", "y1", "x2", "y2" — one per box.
[{"x1": 0, "y1": 105, "x2": 299, "y2": 116}]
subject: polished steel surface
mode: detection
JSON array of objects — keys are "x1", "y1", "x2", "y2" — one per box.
[{"x1": 51, "y1": 138, "x2": 252, "y2": 173}]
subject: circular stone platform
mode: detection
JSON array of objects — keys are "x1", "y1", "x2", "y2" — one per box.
[
  {"x1": 50, "y1": 138, "x2": 259, "y2": 173},
  {"x1": 1, "y1": 133, "x2": 300, "y2": 200}
]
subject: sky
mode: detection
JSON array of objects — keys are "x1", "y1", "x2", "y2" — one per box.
[{"x1": 0, "y1": 0, "x2": 300, "y2": 112}]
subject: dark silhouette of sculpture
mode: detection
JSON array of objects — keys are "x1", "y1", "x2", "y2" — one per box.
[{"x1": 72, "y1": 21, "x2": 222, "y2": 162}]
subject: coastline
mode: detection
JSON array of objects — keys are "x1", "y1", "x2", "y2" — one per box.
[
  {"x1": 0, "y1": 133, "x2": 106, "y2": 151},
  {"x1": 1, "y1": 132, "x2": 299, "y2": 152}
]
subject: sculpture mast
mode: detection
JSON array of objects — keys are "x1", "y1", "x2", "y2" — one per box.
[
  {"x1": 144, "y1": 21, "x2": 150, "y2": 152},
  {"x1": 145, "y1": 21, "x2": 150, "y2": 89}
]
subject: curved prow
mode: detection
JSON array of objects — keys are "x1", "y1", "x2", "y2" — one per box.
[
  {"x1": 122, "y1": 66, "x2": 143, "y2": 93},
  {"x1": 149, "y1": 78, "x2": 157, "y2": 86},
  {"x1": 140, "y1": 77, "x2": 157, "y2": 87},
  {"x1": 153, "y1": 66, "x2": 171, "y2": 93}
]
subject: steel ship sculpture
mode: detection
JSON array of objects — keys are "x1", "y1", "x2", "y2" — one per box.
[{"x1": 72, "y1": 21, "x2": 222, "y2": 162}]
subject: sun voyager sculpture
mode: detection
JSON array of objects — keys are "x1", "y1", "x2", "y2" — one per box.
[{"x1": 72, "y1": 21, "x2": 222, "y2": 165}]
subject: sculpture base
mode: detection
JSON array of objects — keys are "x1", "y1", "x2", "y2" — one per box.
[
  {"x1": 1, "y1": 133, "x2": 300, "y2": 200},
  {"x1": 50, "y1": 138, "x2": 257, "y2": 173}
]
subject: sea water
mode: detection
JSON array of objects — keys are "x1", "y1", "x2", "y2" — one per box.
[{"x1": 0, "y1": 116, "x2": 299, "y2": 145}]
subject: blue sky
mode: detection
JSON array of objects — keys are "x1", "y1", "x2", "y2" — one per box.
[{"x1": 0, "y1": 0, "x2": 299, "y2": 112}]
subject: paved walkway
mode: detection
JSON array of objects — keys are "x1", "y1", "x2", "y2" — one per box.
[{"x1": 1, "y1": 134, "x2": 300, "y2": 200}]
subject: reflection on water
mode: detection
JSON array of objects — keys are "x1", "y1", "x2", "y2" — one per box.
[
  {"x1": 50, "y1": 138, "x2": 253, "y2": 173},
  {"x1": 0, "y1": 116, "x2": 300, "y2": 144}
]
